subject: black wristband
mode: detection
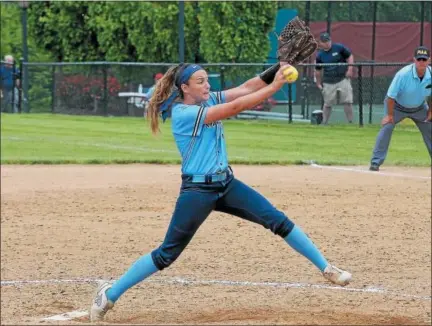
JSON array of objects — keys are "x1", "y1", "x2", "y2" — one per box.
[{"x1": 259, "y1": 63, "x2": 280, "y2": 84}]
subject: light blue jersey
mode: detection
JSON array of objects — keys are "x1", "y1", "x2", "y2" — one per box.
[
  {"x1": 171, "y1": 91, "x2": 227, "y2": 175},
  {"x1": 387, "y1": 64, "x2": 431, "y2": 108}
]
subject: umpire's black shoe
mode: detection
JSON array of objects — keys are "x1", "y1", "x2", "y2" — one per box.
[{"x1": 369, "y1": 164, "x2": 379, "y2": 172}]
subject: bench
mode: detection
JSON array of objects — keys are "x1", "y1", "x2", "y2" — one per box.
[{"x1": 118, "y1": 92, "x2": 148, "y2": 117}]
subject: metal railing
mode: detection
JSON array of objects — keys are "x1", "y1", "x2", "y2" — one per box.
[{"x1": 12, "y1": 61, "x2": 420, "y2": 126}]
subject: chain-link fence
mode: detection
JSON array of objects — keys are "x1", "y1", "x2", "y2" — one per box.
[
  {"x1": 296, "y1": 62, "x2": 410, "y2": 125},
  {"x1": 18, "y1": 61, "x2": 419, "y2": 126},
  {"x1": 279, "y1": 1, "x2": 431, "y2": 60}
]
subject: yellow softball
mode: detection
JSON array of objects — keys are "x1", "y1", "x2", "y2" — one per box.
[{"x1": 282, "y1": 66, "x2": 299, "y2": 83}]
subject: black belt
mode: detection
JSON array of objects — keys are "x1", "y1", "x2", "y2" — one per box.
[
  {"x1": 182, "y1": 167, "x2": 233, "y2": 184},
  {"x1": 395, "y1": 101, "x2": 424, "y2": 113}
]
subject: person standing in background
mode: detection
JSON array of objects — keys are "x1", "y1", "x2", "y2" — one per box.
[
  {"x1": 0, "y1": 55, "x2": 20, "y2": 113},
  {"x1": 140, "y1": 73, "x2": 164, "y2": 117},
  {"x1": 314, "y1": 32, "x2": 354, "y2": 124},
  {"x1": 143, "y1": 72, "x2": 164, "y2": 101}
]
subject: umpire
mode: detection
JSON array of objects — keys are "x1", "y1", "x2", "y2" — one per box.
[
  {"x1": 314, "y1": 32, "x2": 354, "y2": 124},
  {"x1": 369, "y1": 46, "x2": 432, "y2": 171}
]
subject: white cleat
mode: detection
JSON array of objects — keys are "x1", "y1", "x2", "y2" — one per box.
[
  {"x1": 322, "y1": 264, "x2": 352, "y2": 286},
  {"x1": 90, "y1": 281, "x2": 114, "y2": 322}
]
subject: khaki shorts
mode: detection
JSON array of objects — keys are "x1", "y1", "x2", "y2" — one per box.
[{"x1": 322, "y1": 78, "x2": 353, "y2": 105}]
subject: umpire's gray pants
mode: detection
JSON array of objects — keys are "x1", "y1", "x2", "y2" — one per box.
[{"x1": 371, "y1": 99, "x2": 432, "y2": 166}]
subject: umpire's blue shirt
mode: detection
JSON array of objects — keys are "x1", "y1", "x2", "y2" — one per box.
[
  {"x1": 171, "y1": 91, "x2": 228, "y2": 175},
  {"x1": 387, "y1": 64, "x2": 432, "y2": 108}
]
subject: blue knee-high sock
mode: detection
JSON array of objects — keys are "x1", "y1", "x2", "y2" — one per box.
[
  {"x1": 284, "y1": 225, "x2": 328, "y2": 272},
  {"x1": 106, "y1": 253, "x2": 159, "y2": 302}
]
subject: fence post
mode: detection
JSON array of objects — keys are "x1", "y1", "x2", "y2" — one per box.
[
  {"x1": 21, "y1": 4, "x2": 29, "y2": 113},
  {"x1": 288, "y1": 84, "x2": 293, "y2": 123},
  {"x1": 420, "y1": 0, "x2": 425, "y2": 46},
  {"x1": 18, "y1": 58, "x2": 23, "y2": 114},
  {"x1": 300, "y1": 76, "x2": 307, "y2": 119},
  {"x1": 369, "y1": 1, "x2": 378, "y2": 124},
  {"x1": 51, "y1": 65, "x2": 56, "y2": 113},
  {"x1": 103, "y1": 66, "x2": 108, "y2": 116},
  {"x1": 358, "y1": 65, "x2": 364, "y2": 127},
  {"x1": 301, "y1": 1, "x2": 311, "y2": 119},
  {"x1": 326, "y1": 1, "x2": 332, "y2": 34},
  {"x1": 220, "y1": 65, "x2": 225, "y2": 90},
  {"x1": 178, "y1": 0, "x2": 185, "y2": 63},
  {"x1": 10, "y1": 61, "x2": 16, "y2": 113}
]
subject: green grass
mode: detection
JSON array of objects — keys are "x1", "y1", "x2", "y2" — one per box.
[
  {"x1": 272, "y1": 104, "x2": 386, "y2": 124},
  {"x1": 1, "y1": 113, "x2": 430, "y2": 166}
]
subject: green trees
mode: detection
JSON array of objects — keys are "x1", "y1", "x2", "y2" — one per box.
[
  {"x1": 2, "y1": 1, "x2": 428, "y2": 63},
  {"x1": 21, "y1": 1, "x2": 277, "y2": 63},
  {"x1": 0, "y1": 3, "x2": 52, "y2": 62},
  {"x1": 199, "y1": 2, "x2": 277, "y2": 63},
  {"x1": 1, "y1": 3, "x2": 22, "y2": 59}
]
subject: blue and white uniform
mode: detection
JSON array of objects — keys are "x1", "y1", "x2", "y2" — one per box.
[
  {"x1": 371, "y1": 64, "x2": 432, "y2": 167},
  {"x1": 172, "y1": 92, "x2": 228, "y2": 175},
  {"x1": 102, "y1": 64, "x2": 335, "y2": 305},
  {"x1": 150, "y1": 89, "x2": 296, "y2": 270}
]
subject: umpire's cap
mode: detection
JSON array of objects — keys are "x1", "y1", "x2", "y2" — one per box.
[{"x1": 414, "y1": 46, "x2": 430, "y2": 60}]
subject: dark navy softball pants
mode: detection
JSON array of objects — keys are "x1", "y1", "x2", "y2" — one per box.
[{"x1": 151, "y1": 173, "x2": 295, "y2": 270}]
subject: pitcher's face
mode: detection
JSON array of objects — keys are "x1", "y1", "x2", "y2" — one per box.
[{"x1": 181, "y1": 70, "x2": 211, "y2": 103}]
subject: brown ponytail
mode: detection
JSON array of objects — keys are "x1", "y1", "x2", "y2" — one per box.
[{"x1": 147, "y1": 65, "x2": 183, "y2": 134}]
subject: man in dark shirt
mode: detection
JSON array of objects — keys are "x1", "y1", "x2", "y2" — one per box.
[
  {"x1": 314, "y1": 32, "x2": 354, "y2": 124},
  {"x1": 0, "y1": 55, "x2": 20, "y2": 113}
]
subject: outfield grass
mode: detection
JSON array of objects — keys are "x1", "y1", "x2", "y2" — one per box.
[
  {"x1": 1, "y1": 113, "x2": 430, "y2": 166},
  {"x1": 272, "y1": 104, "x2": 387, "y2": 125}
]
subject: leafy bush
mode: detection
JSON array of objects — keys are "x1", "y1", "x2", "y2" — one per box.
[{"x1": 56, "y1": 74, "x2": 121, "y2": 111}]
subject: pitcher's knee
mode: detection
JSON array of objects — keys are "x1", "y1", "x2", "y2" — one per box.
[
  {"x1": 266, "y1": 210, "x2": 294, "y2": 238},
  {"x1": 151, "y1": 246, "x2": 183, "y2": 271}
]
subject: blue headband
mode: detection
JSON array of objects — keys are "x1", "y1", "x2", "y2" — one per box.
[
  {"x1": 178, "y1": 64, "x2": 203, "y2": 85},
  {"x1": 159, "y1": 64, "x2": 203, "y2": 121}
]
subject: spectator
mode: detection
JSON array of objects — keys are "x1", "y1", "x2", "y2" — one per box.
[
  {"x1": 141, "y1": 72, "x2": 164, "y2": 117},
  {"x1": 143, "y1": 72, "x2": 164, "y2": 100},
  {"x1": 314, "y1": 32, "x2": 354, "y2": 124},
  {"x1": 0, "y1": 55, "x2": 20, "y2": 113}
]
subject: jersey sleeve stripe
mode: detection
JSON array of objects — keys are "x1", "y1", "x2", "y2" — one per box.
[{"x1": 192, "y1": 106, "x2": 205, "y2": 137}]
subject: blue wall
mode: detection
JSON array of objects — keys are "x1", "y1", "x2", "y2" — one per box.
[
  {"x1": 268, "y1": 8, "x2": 298, "y2": 102},
  {"x1": 209, "y1": 9, "x2": 298, "y2": 103}
]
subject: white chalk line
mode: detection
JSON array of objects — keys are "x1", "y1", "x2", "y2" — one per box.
[
  {"x1": 43, "y1": 310, "x2": 88, "y2": 321},
  {"x1": 1, "y1": 276, "x2": 430, "y2": 301},
  {"x1": 1, "y1": 276, "x2": 429, "y2": 322},
  {"x1": 310, "y1": 162, "x2": 431, "y2": 180}
]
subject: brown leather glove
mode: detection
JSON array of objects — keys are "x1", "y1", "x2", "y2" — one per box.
[{"x1": 277, "y1": 17, "x2": 318, "y2": 65}]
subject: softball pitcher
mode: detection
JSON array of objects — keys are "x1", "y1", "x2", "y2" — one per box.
[
  {"x1": 90, "y1": 63, "x2": 352, "y2": 321},
  {"x1": 370, "y1": 46, "x2": 432, "y2": 171}
]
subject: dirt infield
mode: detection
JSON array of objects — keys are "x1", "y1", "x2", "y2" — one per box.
[{"x1": 1, "y1": 164, "x2": 431, "y2": 325}]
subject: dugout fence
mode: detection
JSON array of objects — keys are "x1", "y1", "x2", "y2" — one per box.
[{"x1": 11, "y1": 61, "x2": 420, "y2": 126}]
